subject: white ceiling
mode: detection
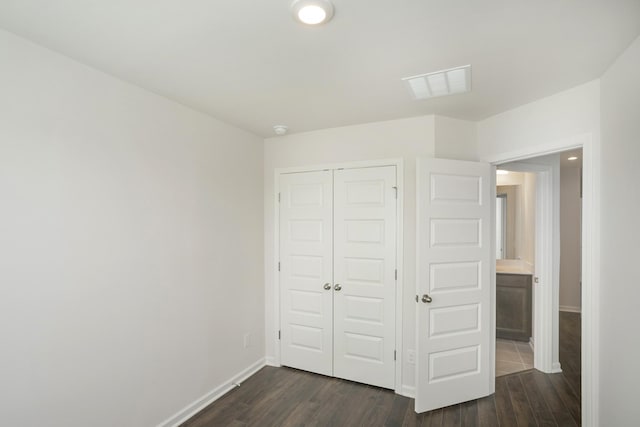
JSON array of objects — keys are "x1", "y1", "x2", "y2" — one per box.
[{"x1": 0, "y1": 1, "x2": 639, "y2": 137}]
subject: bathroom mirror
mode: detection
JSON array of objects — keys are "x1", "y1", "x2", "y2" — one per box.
[
  {"x1": 496, "y1": 186, "x2": 518, "y2": 259},
  {"x1": 495, "y1": 170, "x2": 536, "y2": 261},
  {"x1": 496, "y1": 194, "x2": 507, "y2": 259}
]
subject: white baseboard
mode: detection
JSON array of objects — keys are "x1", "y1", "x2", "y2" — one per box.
[
  {"x1": 157, "y1": 358, "x2": 266, "y2": 427},
  {"x1": 551, "y1": 362, "x2": 563, "y2": 373},
  {"x1": 559, "y1": 305, "x2": 581, "y2": 313},
  {"x1": 265, "y1": 356, "x2": 280, "y2": 367},
  {"x1": 399, "y1": 384, "x2": 415, "y2": 399}
]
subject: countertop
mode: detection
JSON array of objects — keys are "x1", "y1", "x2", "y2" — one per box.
[
  {"x1": 496, "y1": 260, "x2": 533, "y2": 275},
  {"x1": 496, "y1": 265, "x2": 533, "y2": 275}
]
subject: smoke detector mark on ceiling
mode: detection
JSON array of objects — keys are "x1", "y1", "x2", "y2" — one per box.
[
  {"x1": 402, "y1": 65, "x2": 472, "y2": 100},
  {"x1": 273, "y1": 125, "x2": 289, "y2": 135}
]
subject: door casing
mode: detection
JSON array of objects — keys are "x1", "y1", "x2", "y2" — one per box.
[
  {"x1": 494, "y1": 160, "x2": 560, "y2": 374},
  {"x1": 272, "y1": 158, "x2": 405, "y2": 394}
]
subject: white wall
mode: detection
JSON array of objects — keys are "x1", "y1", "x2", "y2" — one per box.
[
  {"x1": 264, "y1": 116, "x2": 435, "y2": 390},
  {"x1": 0, "y1": 30, "x2": 264, "y2": 427},
  {"x1": 434, "y1": 115, "x2": 478, "y2": 161},
  {"x1": 477, "y1": 80, "x2": 600, "y2": 162},
  {"x1": 559, "y1": 165, "x2": 582, "y2": 312},
  {"x1": 600, "y1": 35, "x2": 640, "y2": 424},
  {"x1": 496, "y1": 171, "x2": 525, "y2": 186}
]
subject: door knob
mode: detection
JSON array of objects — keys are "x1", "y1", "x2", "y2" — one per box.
[
  {"x1": 334, "y1": 284, "x2": 342, "y2": 291},
  {"x1": 421, "y1": 294, "x2": 433, "y2": 303},
  {"x1": 323, "y1": 283, "x2": 331, "y2": 290}
]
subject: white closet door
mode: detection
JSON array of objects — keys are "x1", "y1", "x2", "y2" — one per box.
[
  {"x1": 416, "y1": 158, "x2": 492, "y2": 413},
  {"x1": 333, "y1": 166, "x2": 397, "y2": 389},
  {"x1": 279, "y1": 170, "x2": 334, "y2": 376}
]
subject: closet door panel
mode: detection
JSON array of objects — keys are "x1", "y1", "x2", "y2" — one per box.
[
  {"x1": 333, "y1": 166, "x2": 397, "y2": 389},
  {"x1": 279, "y1": 171, "x2": 333, "y2": 376}
]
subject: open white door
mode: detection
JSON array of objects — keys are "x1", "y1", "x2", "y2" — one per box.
[
  {"x1": 415, "y1": 158, "x2": 493, "y2": 413},
  {"x1": 279, "y1": 170, "x2": 334, "y2": 376}
]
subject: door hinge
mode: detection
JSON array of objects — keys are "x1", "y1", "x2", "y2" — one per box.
[
  {"x1": 278, "y1": 262, "x2": 280, "y2": 272},
  {"x1": 394, "y1": 350, "x2": 397, "y2": 361},
  {"x1": 392, "y1": 186, "x2": 398, "y2": 199},
  {"x1": 278, "y1": 330, "x2": 281, "y2": 340},
  {"x1": 278, "y1": 192, "x2": 280, "y2": 203},
  {"x1": 395, "y1": 269, "x2": 398, "y2": 280}
]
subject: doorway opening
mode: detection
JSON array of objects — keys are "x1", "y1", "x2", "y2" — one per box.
[
  {"x1": 495, "y1": 168, "x2": 536, "y2": 376},
  {"x1": 557, "y1": 148, "x2": 583, "y2": 397},
  {"x1": 493, "y1": 148, "x2": 583, "y2": 408}
]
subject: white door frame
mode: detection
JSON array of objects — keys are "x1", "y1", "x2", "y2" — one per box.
[
  {"x1": 481, "y1": 133, "x2": 599, "y2": 427},
  {"x1": 272, "y1": 158, "x2": 405, "y2": 394},
  {"x1": 495, "y1": 160, "x2": 560, "y2": 373}
]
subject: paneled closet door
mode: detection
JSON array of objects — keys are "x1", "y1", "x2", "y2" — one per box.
[
  {"x1": 333, "y1": 166, "x2": 397, "y2": 389},
  {"x1": 279, "y1": 170, "x2": 334, "y2": 376}
]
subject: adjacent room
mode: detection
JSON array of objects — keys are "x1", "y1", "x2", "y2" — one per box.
[{"x1": 1, "y1": 1, "x2": 639, "y2": 426}]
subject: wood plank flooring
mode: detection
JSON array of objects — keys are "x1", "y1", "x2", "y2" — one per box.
[{"x1": 182, "y1": 312, "x2": 581, "y2": 427}]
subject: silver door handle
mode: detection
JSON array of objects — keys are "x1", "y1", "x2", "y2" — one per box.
[
  {"x1": 334, "y1": 284, "x2": 342, "y2": 291},
  {"x1": 323, "y1": 283, "x2": 331, "y2": 290},
  {"x1": 421, "y1": 294, "x2": 433, "y2": 303}
]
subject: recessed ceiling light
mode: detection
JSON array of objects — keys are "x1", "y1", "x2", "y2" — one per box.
[
  {"x1": 496, "y1": 170, "x2": 509, "y2": 175},
  {"x1": 402, "y1": 65, "x2": 472, "y2": 100},
  {"x1": 291, "y1": 0, "x2": 334, "y2": 25},
  {"x1": 568, "y1": 156, "x2": 578, "y2": 161}
]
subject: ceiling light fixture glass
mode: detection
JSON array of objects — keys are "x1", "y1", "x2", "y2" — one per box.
[
  {"x1": 568, "y1": 156, "x2": 578, "y2": 161},
  {"x1": 291, "y1": 0, "x2": 334, "y2": 25},
  {"x1": 496, "y1": 170, "x2": 509, "y2": 175}
]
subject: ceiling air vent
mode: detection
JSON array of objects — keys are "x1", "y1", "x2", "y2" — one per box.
[{"x1": 402, "y1": 65, "x2": 471, "y2": 100}]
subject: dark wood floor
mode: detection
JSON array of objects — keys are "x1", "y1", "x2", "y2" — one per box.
[{"x1": 182, "y1": 312, "x2": 581, "y2": 427}]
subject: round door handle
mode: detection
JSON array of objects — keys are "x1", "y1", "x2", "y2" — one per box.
[
  {"x1": 421, "y1": 294, "x2": 433, "y2": 303},
  {"x1": 323, "y1": 283, "x2": 331, "y2": 290},
  {"x1": 334, "y1": 284, "x2": 342, "y2": 291}
]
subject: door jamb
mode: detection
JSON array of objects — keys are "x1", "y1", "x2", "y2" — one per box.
[
  {"x1": 273, "y1": 158, "x2": 405, "y2": 394},
  {"x1": 495, "y1": 160, "x2": 559, "y2": 373}
]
